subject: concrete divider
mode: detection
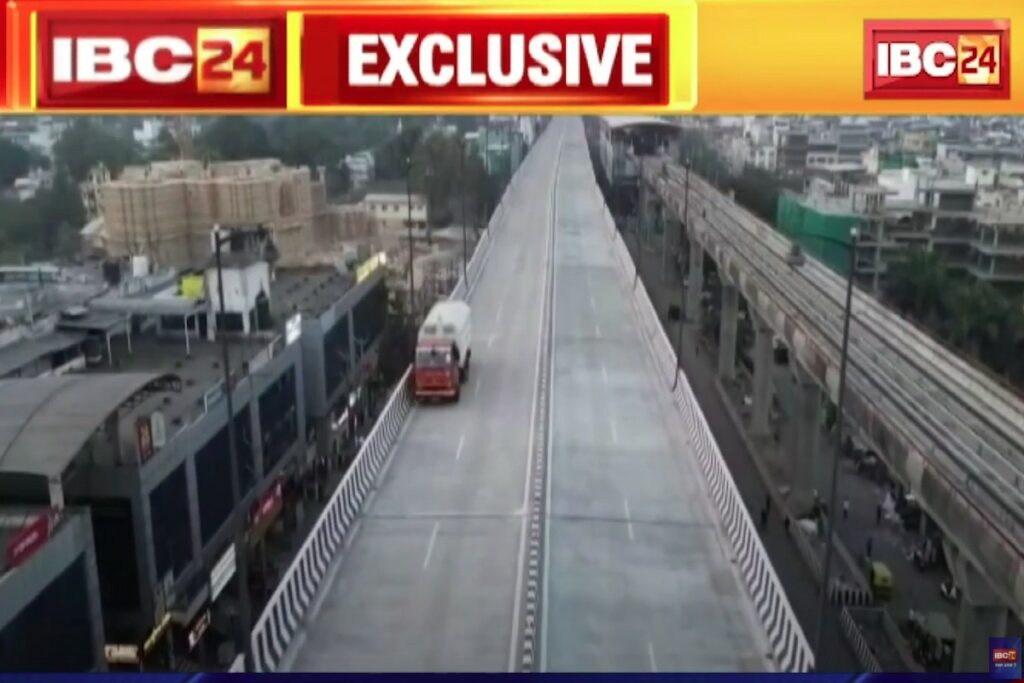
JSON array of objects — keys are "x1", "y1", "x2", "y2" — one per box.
[
  {"x1": 246, "y1": 132, "x2": 542, "y2": 672},
  {"x1": 599, "y1": 196, "x2": 814, "y2": 673}
]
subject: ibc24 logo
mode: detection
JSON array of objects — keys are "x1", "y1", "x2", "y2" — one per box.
[
  {"x1": 36, "y1": 14, "x2": 287, "y2": 109},
  {"x1": 992, "y1": 637, "x2": 1022, "y2": 679},
  {"x1": 865, "y1": 19, "x2": 1010, "y2": 99}
]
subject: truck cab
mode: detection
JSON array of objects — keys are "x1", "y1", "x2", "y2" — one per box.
[{"x1": 414, "y1": 301, "x2": 471, "y2": 402}]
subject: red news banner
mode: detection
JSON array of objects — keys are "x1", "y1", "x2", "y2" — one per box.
[
  {"x1": 2, "y1": 2, "x2": 687, "y2": 112},
  {"x1": 302, "y1": 13, "x2": 668, "y2": 108}
]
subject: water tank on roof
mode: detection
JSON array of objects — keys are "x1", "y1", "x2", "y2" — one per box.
[{"x1": 131, "y1": 255, "x2": 150, "y2": 278}]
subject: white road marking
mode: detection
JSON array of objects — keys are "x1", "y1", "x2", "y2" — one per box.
[
  {"x1": 488, "y1": 334, "x2": 496, "y2": 349},
  {"x1": 601, "y1": 363, "x2": 609, "y2": 385},
  {"x1": 495, "y1": 301, "x2": 505, "y2": 324},
  {"x1": 511, "y1": 124, "x2": 564, "y2": 673},
  {"x1": 423, "y1": 522, "x2": 440, "y2": 569},
  {"x1": 610, "y1": 415, "x2": 619, "y2": 444},
  {"x1": 647, "y1": 642, "x2": 658, "y2": 672},
  {"x1": 455, "y1": 434, "x2": 465, "y2": 461},
  {"x1": 541, "y1": 123, "x2": 568, "y2": 673},
  {"x1": 623, "y1": 497, "x2": 634, "y2": 541}
]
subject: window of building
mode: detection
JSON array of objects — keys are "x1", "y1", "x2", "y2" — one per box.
[
  {"x1": 195, "y1": 410, "x2": 255, "y2": 545},
  {"x1": 323, "y1": 315, "x2": 351, "y2": 399},
  {"x1": 259, "y1": 367, "x2": 298, "y2": 473},
  {"x1": 87, "y1": 497, "x2": 141, "y2": 634},
  {"x1": 0, "y1": 556, "x2": 96, "y2": 671},
  {"x1": 351, "y1": 280, "x2": 388, "y2": 361},
  {"x1": 149, "y1": 464, "x2": 192, "y2": 581}
]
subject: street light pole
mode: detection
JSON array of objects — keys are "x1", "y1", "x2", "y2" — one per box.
[
  {"x1": 672, "y1": 160, "x2": 691, "y2": 391},
  {"x1": 213, "y1": 232, "x2": 254, "y2": 672},
  {"x1": 459, "y1": 139, "x2": 468, "y2": 285},
  {"x1": 813, "y1": 226, "x2": 858, "y2": 663},
  {"x1": 405, "y1": 155, "x2": 416, "y2": 324}
]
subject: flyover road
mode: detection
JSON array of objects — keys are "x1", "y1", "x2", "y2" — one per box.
[
  {"x1": 285, "y1": 120, "x2": 565, "y2": 671},
  {"x1": 541, "y1": 119, "x2": 769, "y2": 671}
]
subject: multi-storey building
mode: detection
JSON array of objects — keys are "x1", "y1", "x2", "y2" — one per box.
[
  {"x1": 361, "y1": 181, "x2": 428, "y2": 233},
  {"x1": 0, "y1": 244, "x2": 391, "y2": 672},
  {"x1": 86, "y1": 160, "x2": 329, "y2": 271}
]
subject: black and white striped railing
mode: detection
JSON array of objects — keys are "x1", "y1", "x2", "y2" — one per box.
[
  {"x1": 600, "y1": 192, "x2": 814, "y2": 673},
  {"x1": 246, "y1": 136, "x2": 533, "y2": 673},
  {"x1": 830, "y1": 579, "x2": 873, "y2": 607},
  {"x1": 249, "y1": 365, "x2": 413, "y2": 671},
  {"x1": 840, "y1": 607, "x2": 882, "y2": 673}
]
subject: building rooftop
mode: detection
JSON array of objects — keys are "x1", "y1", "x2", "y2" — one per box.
[
  {"x1": 80, "y1": 333, "x2": 262, "y2": 437},
  {"x1": 601, "y1": 116, "x2": 684, "y2": 133},
  {"x1": 920, "y1": 178, "x2": 976, "y2": 193},
  {"x1": 363, "y1": 180, "x2": 414, "y2": 197},
  {"x1": 0, "y1": 330, "x2": 87, "y2": 378},
  {"x1": 816, "y1": 162, "x2": 865, "y2": 174},
  {"x1": 272, "y1": 267, "x2": 354, "y2": 320},
  {"x1": 0, "y1": 372, "x2": 172, "y2": 478}
]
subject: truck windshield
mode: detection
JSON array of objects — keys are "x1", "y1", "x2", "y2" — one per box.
[{"x1": 416, "y1": 348, "x2": 450, "y2": 367}]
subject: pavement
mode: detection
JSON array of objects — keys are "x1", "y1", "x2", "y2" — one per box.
[
  {"x1": 542, "y1": 120, "x2": 768, "y2": 672},
  {"x1": 284, "y1": 119, "x2": 564, "y2": 672},
  {"x1": 625, "y1": 229, "x2": 859, "y2": 671}
]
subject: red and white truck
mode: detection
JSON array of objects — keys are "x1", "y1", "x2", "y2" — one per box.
[{"x1": 413, "y1": 301, "x2": 472, "y2": 402}]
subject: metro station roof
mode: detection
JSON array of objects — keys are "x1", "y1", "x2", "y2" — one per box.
[
  {"x1": 0, "y1": 373, "x2": 174, "y2": 479},
  {"x1": 601, "y1": 116, "x2": 684, "y2": 131}
]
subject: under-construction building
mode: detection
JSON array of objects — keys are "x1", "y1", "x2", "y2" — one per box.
[{"x1": 96, "y1": 159, "x2": 326, "y2": 269}]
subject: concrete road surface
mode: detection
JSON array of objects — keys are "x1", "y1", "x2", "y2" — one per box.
[
  {"x1": 285, "y1": 120, "x2": 565, "y2": 672},
  {"x1": 541, "y1": 119, "x2": 770, "y2": 672}
]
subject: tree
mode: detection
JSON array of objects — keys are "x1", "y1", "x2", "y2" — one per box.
[
  {"x1": 884, "y1": 250, "x2": 947, "y2": 323},
  {"x1": 730, "y1": 167, "x2": 782, "y2": 223},
  {"x1": 34, "y1": 170, "x2": 86, "y2": 257},
  {"x1": 0, "y1": 139, "x2": 31, "y2": 187},
  {"x1": 0, "y1": 199, "x2": 45, "y2": 262},
  {"x1": 146, "y1": 126, "x2": 181, "y2": 162},
  {"x1": 410, "y1": 132, "x2": 463, "y2": 226},
  {"x1": 195, "y1": 116, "x2": 271, "y2": 160},
  {"x1": 268, "y1": 118, "x2": 339, "y2": 169},
  {"x1": 375, "y1": 126, "x2": 425, "y2": 180},
  {"x1": 54, "y1": 118, "x2": 140, "y2": 181}
]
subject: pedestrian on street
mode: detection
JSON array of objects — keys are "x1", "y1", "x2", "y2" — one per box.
[
  {"x1": 783, "y1": 516, "x2": 791, "y2": 534},
  {"x1": 764, "y1": 493, "x2": 771, "y2": 515},
  {"x1": 866, "y1": 536, "x2": 873, "y2": 558},
  {"x1": 760, "y1": 506, "x2": 768, "y2": 529},
  {"x1": 842, "y1": 499, "x2": 850, "y2": 520},
  {"x1": 876, "y1": 502, "x2": 883, "y2": 525}
]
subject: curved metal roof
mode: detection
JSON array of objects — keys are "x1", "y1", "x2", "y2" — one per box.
[
  {"x1": 0, "y1": 373, "x2": 170, "y2": 479},
  {"x1": 601, "y1": 116, "x2": 683, "y2": 131}
]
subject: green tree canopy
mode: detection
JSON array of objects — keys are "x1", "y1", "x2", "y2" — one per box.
[
  {"x1": 195, "y1": 116, "x2": 272, "y2": 160},
  {"x1": 0, "y1": 168, "x2": 87, "y2": 263},
  {"x1": 0, "y1": 139, "x2": 31, "y2": 187},
  {"x1": 53, "y1": 119, "x2": 141, "y2": 181}
]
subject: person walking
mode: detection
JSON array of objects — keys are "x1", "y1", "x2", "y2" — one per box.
[
  {"x1": 760, "y1": 506, "x2": 768, "y2": 529},
  {"x1": 875, "y1": 502, "x2": 883, "y2": 525},
  {"x1": 865, "y1": 536, "x2": 873, "y2": 559},
  {"x1": 783, "y1": 516, "x2": 791, "y2": 534},
  {"x1": 842, "y1": 498, "x2": 850, "y2": 520},
  {"x1": 764, "y1": 493, "x2": 771, "y2": 516}
]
